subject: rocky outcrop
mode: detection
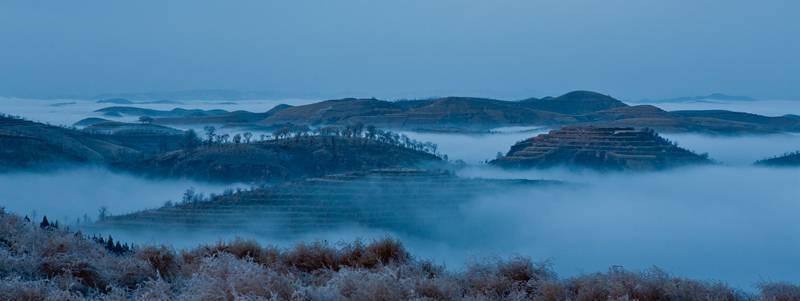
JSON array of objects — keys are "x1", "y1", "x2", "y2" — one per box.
[{"x1": 491, "y1": 126, "x2": 711, "y2": 170}]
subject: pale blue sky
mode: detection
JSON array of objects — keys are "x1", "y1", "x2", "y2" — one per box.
[{"x1": 1, "y1": 0, "x2": 798, "y2": 100}]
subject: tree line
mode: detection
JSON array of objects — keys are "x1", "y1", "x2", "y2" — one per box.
[{"x1": 193, "y1": 123, "x2": 444, "y2": 158}]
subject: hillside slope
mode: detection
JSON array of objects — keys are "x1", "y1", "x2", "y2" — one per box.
[
  {"x1": 95, "y1": 169, "x2": 553, "y2": 235},
  {"x1": 116, "y1": 136, "x2": 442, "y2": 183},
  {"x1": 491, "y1": 126, "x2": 711, "y2": 170}
]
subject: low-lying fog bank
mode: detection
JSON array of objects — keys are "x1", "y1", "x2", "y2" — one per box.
[
  {"x1": 401, "y1": 127, "x2": 549, "y2": 163},
  {"x1": 663, "y1": 132, "x2": 800, "y2": 165},
  {"x1": 0, "y1": 167, "x2": 237, "y2": 224},
  {"x1": 454, "y1": 165, "x2": 800, "y2": 289},
  {"x1": 92, "y1": 164, "x2": 800, "y2": 290}
]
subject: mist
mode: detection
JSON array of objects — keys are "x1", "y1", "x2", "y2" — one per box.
[
  {"x1": 401, "y1": 127, "x2": 549, "y2": 163},
  {"x1": 0, "y1": 167, "x2": 236, "y2": 224},
  {"x1": 2, "y1": 98, "x2": 799, "y2": 291},
  {"x1": 449, "y1": 165, "x2": 800, "y2": 289},
  {"x1": 0, "y1": 96, "x2": 314, "y2": 126}
]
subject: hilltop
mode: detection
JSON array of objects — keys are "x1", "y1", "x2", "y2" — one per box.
[
  {"x1": 491, "y1": 126, "x2": 711, "y2": 170},
  {"x1": 118, "y1": 136, "x2": 442, "y2": 183}
]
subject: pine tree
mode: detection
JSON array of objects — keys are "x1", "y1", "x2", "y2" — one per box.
[{"x1": 39, "y1": 216, "x2": 50, "y2": 229}]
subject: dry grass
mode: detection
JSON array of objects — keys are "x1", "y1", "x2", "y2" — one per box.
[{"x1": 0, "y1": 209, "x2": 796, "y2": 300}]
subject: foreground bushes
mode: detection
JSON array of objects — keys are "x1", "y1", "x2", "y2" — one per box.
[{"x1": 1, "y1": 209, "x2": 798, "y2": 301}]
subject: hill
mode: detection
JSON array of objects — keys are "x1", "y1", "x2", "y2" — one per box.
[
  {"x1": 0, "y1": 115, "x2": 157, "y2": 169},
  {"x1": 117, "y1": 90, "x2": 800, "y2": 135},
  {"x1": 755, "y1": 151, "x2": 800, "y2": 167},
  {"x1": 94, "y1": 169, "x2": 554, "y2": 235},
  {"x1": 95, "y1": 106, "x2": 228, "y2": 118},
  {"x1": 117, "y1": 136, "x2": 443, "y2": 183},
  {"x1": 0, "y1": 115, "x2": 197, "y2": 169},
  {"x1": 519, "y1": 90, "x2": 628, "y2": 114},
  {"x1": 491, "y1": 126, "x2": 711, "y2": 170}
]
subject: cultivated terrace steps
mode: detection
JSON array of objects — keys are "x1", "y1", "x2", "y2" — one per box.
[
  {"x1": 92, "y1": 169, "x2": 557, "y2": 237},
  {"x1": 491, "y1": 126, "x2": 711, "y2": 170}
]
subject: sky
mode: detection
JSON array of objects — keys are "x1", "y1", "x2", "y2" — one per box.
[{"x1": 1, "y1": 0, "x2": 798, "y2": 101}]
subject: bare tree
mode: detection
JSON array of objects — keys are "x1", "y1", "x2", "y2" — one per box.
[
  {"x1": 243, "y1": 132, "x2": 253, "y2": 143},
  {"x1": 203, "y1": 126, "x2": 217, "y2": 144},
  {"x1": 98, "y1": 206, "x2": 108, "y2": 221}
]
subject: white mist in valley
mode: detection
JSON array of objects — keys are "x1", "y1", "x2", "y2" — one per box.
[
  {"x1": 452, "y1": 165, "x2": 800, "y2": 289},
  {"x1": 0, "y1": 167, "x2": 236, "y2": 224}
]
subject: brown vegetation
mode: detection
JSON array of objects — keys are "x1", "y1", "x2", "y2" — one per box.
[{"x1": 1, "y1": 209, "x2": 798, "y2": 300}]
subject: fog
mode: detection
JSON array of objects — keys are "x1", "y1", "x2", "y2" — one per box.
[
  {"x1": 2, "y1": 99, "x2": 799, "y2": 290},
  {"x1": 450, "y1": 165, "x2": 800, "y2": 289},
  {"x1": 0, "y1": 96, "x2": 314, "y2": 126},
  {"x1": 0, "y1": 167, "x2": 236, "y2": 224},
  {"x1": 401, "y1": 127, "x2": 549, "y2": 163}
]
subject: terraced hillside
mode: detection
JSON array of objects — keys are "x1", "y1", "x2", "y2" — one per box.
[
  {"x1": 93, "y1": 169, "x2": 556, "y2": 236},
  {"x1": 491, "y1": 126, "x2": 711, "y2": 170},
  {"x1": 118, "y1": 136, "x2": 443, "y2": 183}
]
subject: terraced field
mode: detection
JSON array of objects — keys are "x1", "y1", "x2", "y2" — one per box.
[
  {"x1": 492, "y1": 126, "x2": 711, "y2": 170},
  {"x1": 94, "y1": 169, "x2": 557, "y2": 237}
]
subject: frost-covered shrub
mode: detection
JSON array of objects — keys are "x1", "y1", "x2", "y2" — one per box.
[
  {"x1": 0, "y1": 210, "x2": 798, "y2": 301},
  {"x1": 179, "y1": 253, "x2": 296, "y2": 301}
]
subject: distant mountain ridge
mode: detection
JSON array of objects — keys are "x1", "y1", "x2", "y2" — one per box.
[
  {"x1": 641, "y1": 93, "x2": 756, "y2": 103},
  {"x1": 97, "y1": 90, "x2": 800, "y2": 134}
]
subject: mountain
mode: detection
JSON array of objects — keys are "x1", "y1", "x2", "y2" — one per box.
[
  {"x1": 92, "y1": 91, "x2": 800, "y2": 135},
  {"x1": 261, "y1": 97, "x2": 576, "y2": 130},
  {"x1": 491, "y1": 126, "x2": 711, "y2": 170},
  {"x1": 644, "y1": 93, "x2": 756, "y2": 103},
  {"x1": 95, "y1": 106, "x2": 229, "y2": 118}
]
